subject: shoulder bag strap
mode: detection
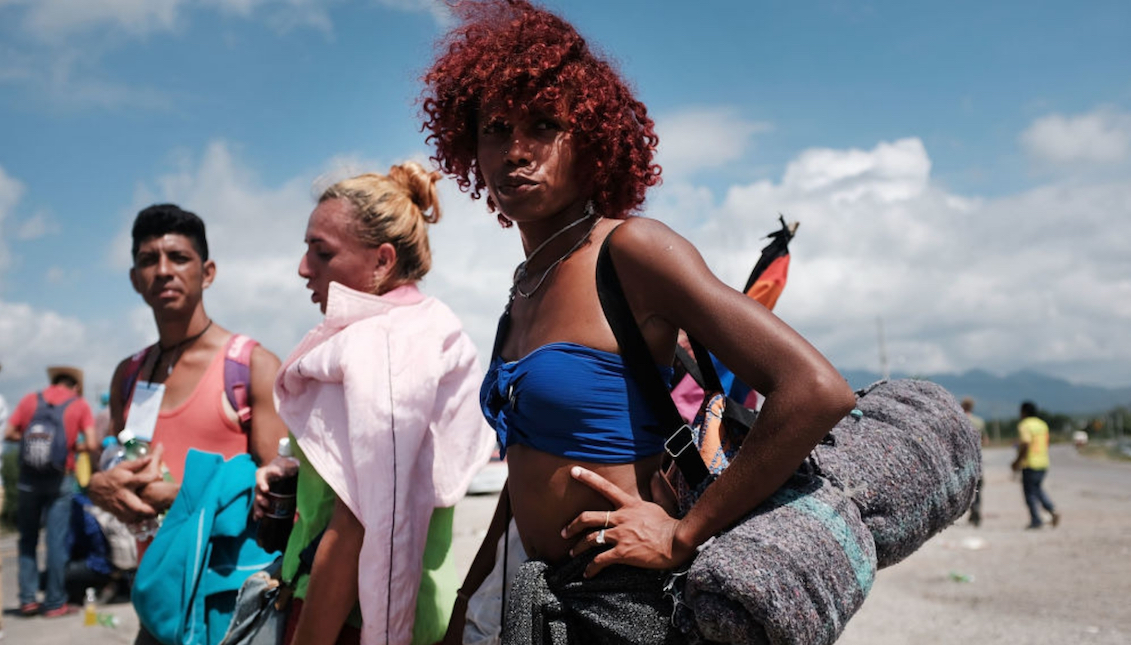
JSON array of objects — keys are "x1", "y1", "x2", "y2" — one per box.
[
  {"x1": 684, "y1": 337, "x2": 725, "y2": 393},
  {"x1": 673, "y1": 346, "x2": 702, "y2": 389},
  {"x1": 223, "y1": 334, "x2": 258, "y2": 434},
  {"x1": 595, "y1": 232, "x2": 710, "y2": 489},
  {"x1": 120, "y1": 346, "x2": 154, "y2": 413}
]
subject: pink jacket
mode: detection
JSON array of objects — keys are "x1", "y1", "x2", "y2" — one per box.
[{"x1": 275, "y1": 282, "x2": 495, "y2": 644}]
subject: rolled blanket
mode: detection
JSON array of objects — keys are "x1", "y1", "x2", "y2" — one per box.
[
  {"x1": 813, "y1": 379, "x2": 982, "y2": 568},
  {"x1": 683, "y1": 473, "x2": 876, "y2": 645},
  {"x1": 504, "y1": 550, "x2": 683, "y2": 645}
]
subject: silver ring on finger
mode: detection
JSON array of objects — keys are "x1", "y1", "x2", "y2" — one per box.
[
  {"x1": 604, "y1": 510, "x2": 611, "y2": 529},
  {"x1": 596, "y1": 528, "x2": 606, "y2": 545}
]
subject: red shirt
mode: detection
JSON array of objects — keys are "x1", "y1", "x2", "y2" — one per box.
[{"x1": 8, "y1": 384, "x2": 94, "y2": 472}]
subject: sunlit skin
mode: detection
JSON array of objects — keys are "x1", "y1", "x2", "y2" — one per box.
[
  {"x1": 476, "y1": 105, "x2": 658, "y2": 564},
  {"x1": 298, "y1": 197, "x2": 395, "y2": 312},
  {"x1": 476, "y1": 105, "x2": 590, "y2": 233},
  {"x1": 130, "y1": 234, "x2": 215, "y2": 319},
  {"x1": 474, "y1": 105, "x2": 857, "y2": 574}
]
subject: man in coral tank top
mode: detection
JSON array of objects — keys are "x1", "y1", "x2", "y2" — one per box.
[{"x1": 88, "y1": 204, "x2": 288, "y2": 644}]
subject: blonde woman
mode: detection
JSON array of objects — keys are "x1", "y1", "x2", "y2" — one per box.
[{"x1": 255, "y1": 163, "x2": 495, "y2": 645}]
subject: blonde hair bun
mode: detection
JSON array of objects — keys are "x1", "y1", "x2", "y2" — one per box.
[
  {"x1": 389, "y1": 161, "x2": 442, "y2": 224},
  {"x1": 318, "y1": 163, "x2": 445, "y2": 287}
]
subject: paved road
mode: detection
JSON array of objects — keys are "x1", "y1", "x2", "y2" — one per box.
[{"x1": 4, "y1": 444, "x2": 1128, "y2": 643}]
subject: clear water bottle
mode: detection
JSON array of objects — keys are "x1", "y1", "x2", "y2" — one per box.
[
  {"x1": 119, "y1": 428, "x2": 151, "y2": 461},
  {"x1": 117, "y1": 429, "x2": 161, "y2": 540},
  {"x1": 99, "y1": 436, "x2": 125, "y2": 472}
]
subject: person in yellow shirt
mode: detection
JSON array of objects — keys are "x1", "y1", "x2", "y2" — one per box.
[{"x1": 1011, "y1": 401, "x2": 1060, "y2": 529}]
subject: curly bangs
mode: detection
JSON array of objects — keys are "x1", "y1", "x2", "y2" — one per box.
[{"x1": 421, "y1": 0, "x2": 660, "y2": 222}]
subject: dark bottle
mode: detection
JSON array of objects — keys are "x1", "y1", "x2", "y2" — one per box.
[{"x1": 257, "y1": 437, "x2": 299, "y2": 553}]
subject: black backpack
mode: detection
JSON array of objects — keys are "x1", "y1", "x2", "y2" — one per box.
[{"x1": 19, "y1": 392, "x2": 77, "y2": 477}]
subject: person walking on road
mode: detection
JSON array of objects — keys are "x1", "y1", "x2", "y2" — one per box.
[{"x1": 1012, "y1": 400, "x2": 1060, "y2": 530}]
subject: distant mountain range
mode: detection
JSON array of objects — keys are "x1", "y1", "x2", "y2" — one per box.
[{"x1": 839, "y1": 368, "x2": 1131, "y2": 418}]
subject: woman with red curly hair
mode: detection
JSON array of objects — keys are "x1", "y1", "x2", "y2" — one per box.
[{"x1": 422, "y1": 1, "x2": 855, "y2": 642}]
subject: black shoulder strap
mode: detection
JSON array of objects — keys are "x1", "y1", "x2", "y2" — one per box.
[
  {"x1": 678, "y1": 337, "x2": 723, "y2": 391},
  {"x1": 673, "y1": 346, "x2": 701, "y2": 388},
  {"x1": 595, "y1": 232, "x2": 710, "y2": 489}
]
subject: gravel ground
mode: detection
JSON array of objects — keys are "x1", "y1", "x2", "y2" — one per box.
[
  {"x1": 5, "y1": 443, "x2": 1128, "y2": 644},
  {"x1": 837, "y1": 444, "x2": 1131, "y2": 645}
]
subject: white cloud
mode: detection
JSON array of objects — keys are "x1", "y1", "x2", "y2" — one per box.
[
  {"x1": 780, "y1": 138, "x2": 931, "y2": 202},
  {"x1": 1020, "y1": 106, "x2": 1131, "y2": 166},
  {"x1": 0, "y1": 299, "x2": 135, "y2": 406},
  {"x1": 372, "y1": 0, "x2": 452, "y2": 27},
  {"x1": 15, "y1": 210, "x2": 60, "y2": 240},
  {"x1": 655, "y1": 107, "x2": 772, "y2": 180},
  {"x1": 649, "y1": 135, "x2": 1131, "y2": 386}
]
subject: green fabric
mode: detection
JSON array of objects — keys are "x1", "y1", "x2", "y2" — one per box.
[
  {"x1": 412, "y1": 506, "x2": 456, "y2": 645},
  {"x1": 280, "y1": 438, "x2": 457, "y2": 638},
  {"x1": 281, "y1": 440, "x2": 363, "y2": 627}
]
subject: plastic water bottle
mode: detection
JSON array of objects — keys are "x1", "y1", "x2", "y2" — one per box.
[
  {"x1": 119, "y1": 428, "x2": 151, "y2": 461},
  {"x1": 256, "y1": 437, "x2": 300, "y2": 553},
  {"x1": 99, "y1": 436, "x2": 125, "y2": 471},
  {"x1": 117, "y1": 429, "x2": 162, "y2": 540}
]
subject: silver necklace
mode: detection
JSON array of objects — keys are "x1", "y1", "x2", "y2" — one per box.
[{"x1": 511, "y1": 204, "x2": 600, "y2": 301}]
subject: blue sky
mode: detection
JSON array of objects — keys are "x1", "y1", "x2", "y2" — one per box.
[{"x1": 2, "y1": 0, "x2": 1130, "y2": 409}]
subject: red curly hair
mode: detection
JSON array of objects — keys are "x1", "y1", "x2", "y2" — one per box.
[{"x1": 421, "y1": 0, "x2": 661, "y2": 224}]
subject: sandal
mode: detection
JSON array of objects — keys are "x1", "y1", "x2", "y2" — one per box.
[{"x1": 43, "y1": 604, "x2": 79, "y2": 619}]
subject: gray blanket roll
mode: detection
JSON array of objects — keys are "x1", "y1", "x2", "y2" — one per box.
[
  {"x1": 813, "y1": 379, "x2": 982, "y2": 568},
  {"x1": 683, "y1": 378, "x2": 981, "y2": 644},
  {"x1": 684, "y1": 473, "x2": 876, "y2": 645}
]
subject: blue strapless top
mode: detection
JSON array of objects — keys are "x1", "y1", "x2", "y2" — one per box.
[{"x1": 480, "y1": 342, "x2": 672, "y2": 464}]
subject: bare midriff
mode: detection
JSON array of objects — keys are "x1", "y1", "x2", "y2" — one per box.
[{"x1": 506, "y1": 444, "x2": 663, "y2": 564}]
